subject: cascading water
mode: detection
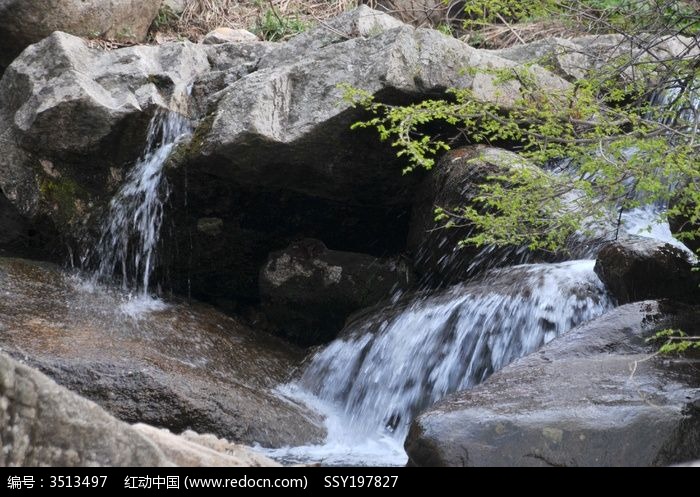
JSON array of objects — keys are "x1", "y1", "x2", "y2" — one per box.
[
  {"x1": 265, "y1": 260, "x2": 613, "y2": 465},
  {"x1": 266, "y1": 168, "x2": 688, "y2": 466},
  {"x1": 89, "y1": 110, "x2": 192, "y2": 295},
  {"x1": 301, "y1": 260, "x2": 610, "y2": 435}
]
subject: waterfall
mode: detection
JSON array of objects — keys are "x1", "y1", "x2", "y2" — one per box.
[
  {"x1": 266, "y1": 194, "x2": 682, "y2": 466},
  {"x1": 90, "y1": 110, "x2": 192, "y2": 294},
  {"x1": 303, "y1": 259, "x2": 611, "y2": 435},
  {"x1": 266, "y1": 259, "x2": 613, "y2": 465}
]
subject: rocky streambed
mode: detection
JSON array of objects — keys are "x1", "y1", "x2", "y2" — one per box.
[{"x1": 0, "y1": 5, "x2": 698, "y2": 467}]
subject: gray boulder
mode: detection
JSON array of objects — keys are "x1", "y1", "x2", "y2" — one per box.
[
  {"x1": 0, "y1": 350, "x2": 277, "y2": 466},
  {"x1": 406, "y1": 300, "x2": 700, "y2": 466},
  {"x1": 165, "y1": 7, "x2": 568, "y2": 306},
  {"x1": 0, "y1": 257, "x2": 325, "y2": 448},
  {"x1": 260, "y1": 239, "x2": 414, "y2": 345},
  {"x1": 202, "y1": 28, "x2": 260, "y2": 45},
  {"x1": 185, "y1": 7, "x2": 568, "y2": 207},
  {"x1": 594, "y1": 237, "x2": 699, "y2": 304},
  {"x1": 494, "y1": 34, "x2": 698, "y2": 82},
  {"x1": 668, "y1": 193, "x2": 700, "y2": 255},
  {"x1": 0, "y1": 32, "x2": 209, "y2": 239},
  {"x1": 0, "y1": 0, "x2": 162, "y2": 71}
]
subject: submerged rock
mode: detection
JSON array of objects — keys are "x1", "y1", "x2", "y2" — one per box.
[
  {"x1": 259, "y1": 239, "x2": 413, "y2": 345},
  {"x1": 594, "y1": 237, "x2": 699, "y2": 304},
  {"x1": 0, "y1": 350, "x2": 278, "y2": 466},
  {"x1": 0, "y1": 257, "x2": 325, "y2": 448},
  {"x1": 405, "y1": 300, "x2": 700, "y2": 466}
]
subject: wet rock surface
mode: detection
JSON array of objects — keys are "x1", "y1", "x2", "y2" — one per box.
[
  {"x1": 0, "y1": 32, "x2": 209, "y2": 244},
  {"x1": 594, "y1": 237, "x2": 699, "y2": 304},
  {"x1": 0, "y1": 257, "x2": 325, "y2": 448},
  {"x1": 300, "y1": 260, "x2": 612, "y2": 442},
  {"x1": 259, "y1": 239, "x2": 414, "y2": 345},
  {"x1": 0, "y1": 350, "x2": 278, "y2": 466},
  {"x1": 405, "y1": 301, "x2": 700, "y2": 466},
  {"x1": 408, "y1": 146, "x2": 536, "y2": 285}
]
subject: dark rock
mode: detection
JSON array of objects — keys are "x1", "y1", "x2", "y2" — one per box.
[
  {"x1": 0, "y1": 257, "x2": 325, "y2": 448},
  {"x1": 594, "y1": 237, "x2": 699, "y2": 304},
  {"x1": 408, "y1": 146, "x2": 536, "y2": 285},
  {"x1": 0, "y1": 351, "x2": 279, "y2": 466},
  {"x1": 259, "y1": 239, "x2": 414, "y2": 345},
  {"x1": 0, "y1": 188, "x2": 59, "y2": 260},
  {"x1": 0, "y1": 190, "x2": 27, "y2": 249},
  {"x1": 405, "y1": 300, "x2": 700, "y2": 466},
  {"x1": 162, "y1": 181, "x2": 412, "y2": 308},
  {"x1": 668, "y1": 192, "x2": 700, "y2": 255}
]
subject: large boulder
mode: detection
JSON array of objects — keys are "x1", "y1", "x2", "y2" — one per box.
[
  {"x1": 594, "y1": 237, "x2": 699, "y2": 304},
  {"x1": 405, "y1": 300, "x2": 700, "y2": 466},
  {"x1": 407, "y1": 145, "x2": 536, "y2": 285},
  {"x1": 184, "y1": 6, "x2": 568, "y2": 208},
  {"x1": 0, "y1": 0, "x2": 162, "y2": 71},
  {"x1": 494, "y1": 34, "x2": 698, "y2": 82},
  {"x1": 0, "y1": 32, "x2": 210, "y2": 245},
  {"x1": 0, "y1": 350, "x2": 277, "y2": 466},
  {"x1": 0, "y1": 6, "x2": 569, "y2": 308},
  {"x1": 0, "y1": 257, "x2": 325, "y2": 448},
  {"x1": 259, "y1": 239, "x2": 414, "y2": 345},
  {"x1": 163, "y1": 7, "x2": 567, "y2": 305}
]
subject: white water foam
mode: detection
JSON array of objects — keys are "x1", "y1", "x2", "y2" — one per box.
[
  {"x1": 263, "y1": 385, "x2": 408, "y2": 467},
  {"x1": 621, "y1": 205, "x2": 695, "y2": 255},
  {"x1": 267, "y1": 259, "x2": 613, "y2": 465}
]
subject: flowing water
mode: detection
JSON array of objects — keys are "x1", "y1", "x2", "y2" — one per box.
[
  {"x1": 264, "y1": 202, "x2": 686, "y2": 466},
  {"x1": 265, "y1": 260, "x2": 613, "y2": 465},
  {"x1": 69, "y1": 91, "x2": 690, "y2": 466},
  {"x1": 89, "y1": 110, "x2": 192, "y2": 295}
]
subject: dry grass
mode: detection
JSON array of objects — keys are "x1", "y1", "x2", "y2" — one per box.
[
  {"x1": 115, "y1": 0, "x2": 588, "y2": 49},
  {"x1": 156, "y1": 0, "x2": 358, "y2": 41},
  {"x1": 466, "y1": 19, "x2": 588, "y2": 49}
]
